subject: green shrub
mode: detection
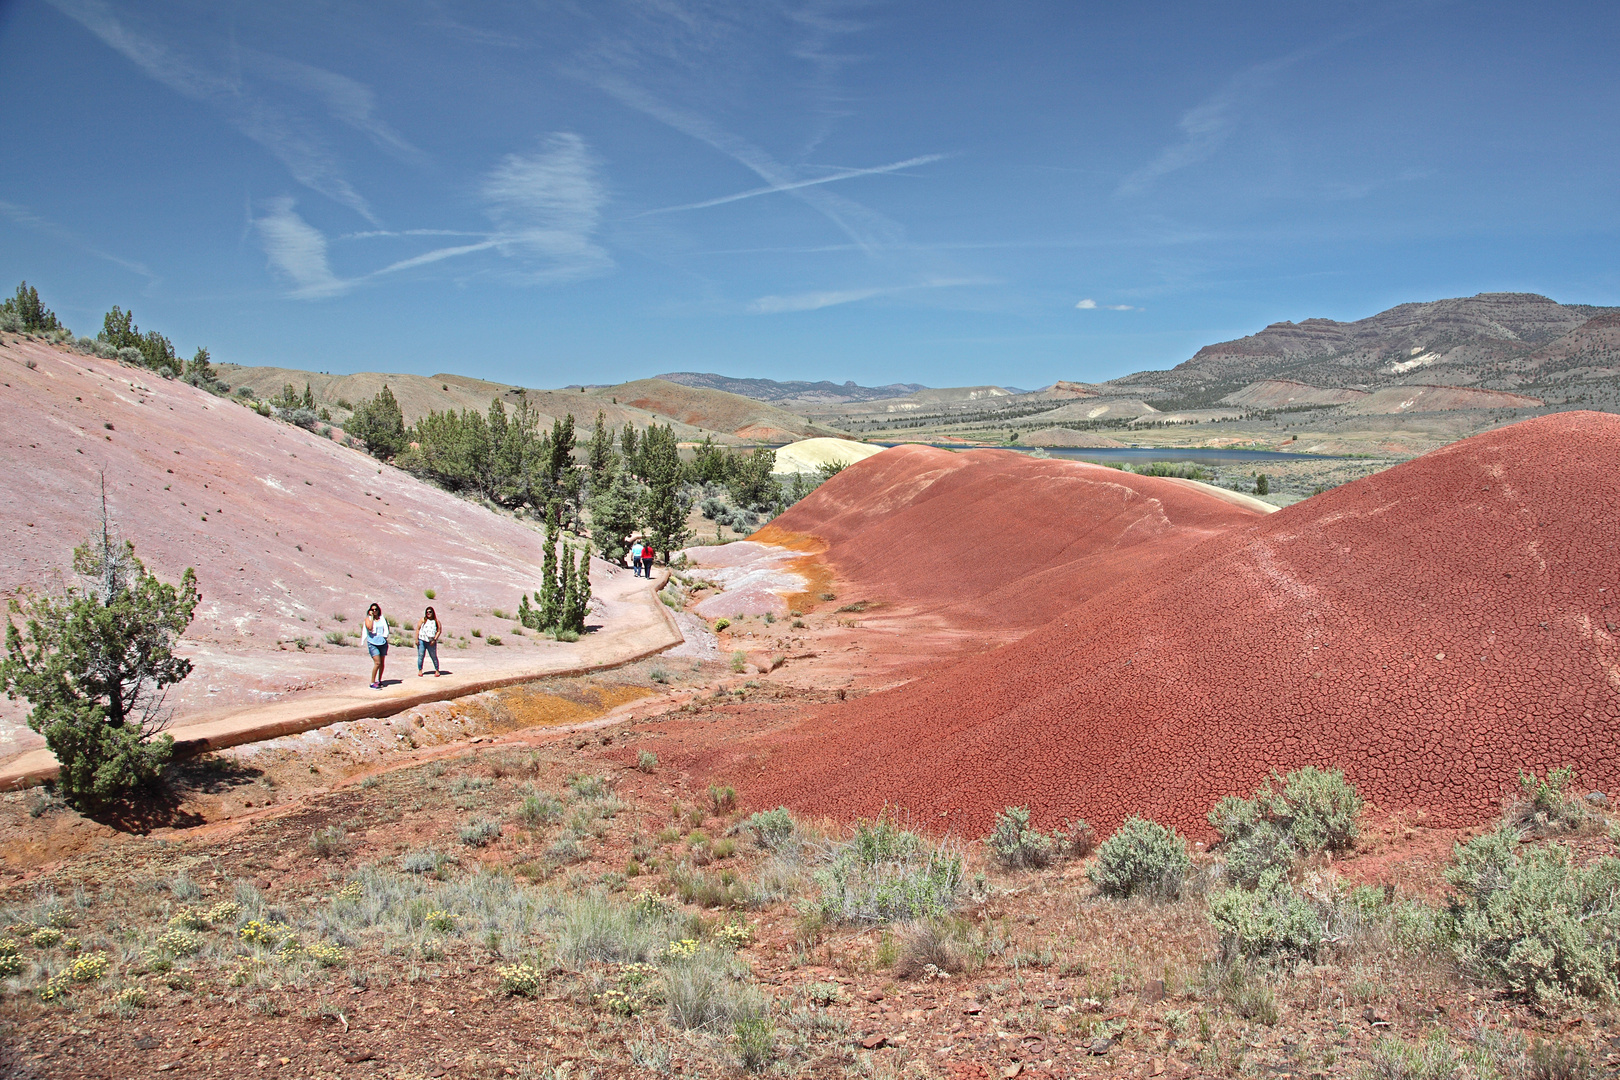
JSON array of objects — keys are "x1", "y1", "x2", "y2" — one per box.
[
  {"x1": 569, "y1": 774, "x2": 610, "y2": 800},
  {"x1": 1444, "y1": 826, "x2": 1620, "y2": 1010},
  {"x1": 730, "y1": 650, "x2": 746, "y2": 673},
  {"x1": 815, "y1": 813, "x2": 964, "y2": 923},
  {"x1": 458, "y1": 818, "x2": 502, "y2": 847},
  {"x1": 1088, "y1": 817, "x2": 1192, "y2": 899},
  {"x1": 1208, "y1": 869, "x2": 1324, "y2": 962},
  {"x1": 516, "y1": 792, "x2": 564, "y2": 827},
  {"x1": 1509, "y1": 767, "x2": 1596, "y2": 836},
  {"x1": 1208, "y1": 767, "x2": 1362, "y2": 883},
  {"x1": 744, "y1": 807, "x2": 796, "y2": 851},
  {"x1": 986, "y1": 806, "x2": 1055, "y2": 869},
  {"x1": 636, "y1": 750, "x2": 658, "y2": 773},
  {"x1": 709, "y1": 785, "x2": 736, "y2": 813},
  {"x1": 1220, "y1": 822, "x2": 1298, "y2": 889},
  {"x1": 734, "y1": 1016, "x2": 774, "y2": 1072}
]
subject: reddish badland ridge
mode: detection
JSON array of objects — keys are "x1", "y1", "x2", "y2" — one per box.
[
  {"x1": 707, "y1": 412, "x2": 1620, "y2": 838},
  {"x1": 756, "y1": 444, "x2": 1267, "y2": 635}
]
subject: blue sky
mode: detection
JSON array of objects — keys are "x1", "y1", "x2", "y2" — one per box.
[{"x1": 1, "y1": 1, "x2": 1617, "y2": 390}]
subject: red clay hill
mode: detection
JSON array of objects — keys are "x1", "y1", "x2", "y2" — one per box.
[
  {"x1": 753, "y1": 444, "x2": 1270, "y2": 637},
  {"x1": 697, "y1": 412, "x2": 1620, "y2": 839}
]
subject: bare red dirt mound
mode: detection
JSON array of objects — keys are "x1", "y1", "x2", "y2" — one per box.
[
  {"x1": 755, "y1": 444, "x2": 1266, "y2": 635},
  {"x1": 712, "y1": 413, "x2": 1620, "y2": 839}
]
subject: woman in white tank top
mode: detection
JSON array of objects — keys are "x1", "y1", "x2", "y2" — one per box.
[{"x1": 416, "y1": 606, "x2": 444, "y2": 677}]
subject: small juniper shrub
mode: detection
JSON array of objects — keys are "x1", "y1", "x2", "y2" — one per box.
[{"x1": 1089, "y1": 816, "x2": 1193, "y2": 900}]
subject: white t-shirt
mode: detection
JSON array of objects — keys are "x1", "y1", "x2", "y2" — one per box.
[{"x1": 419, "y1": 619, "x2": 438, "y2": 641}]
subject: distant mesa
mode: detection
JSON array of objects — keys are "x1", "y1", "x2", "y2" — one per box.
[{"x1": 1119, "y1": 292, "x2": 1620, "y2": 395}]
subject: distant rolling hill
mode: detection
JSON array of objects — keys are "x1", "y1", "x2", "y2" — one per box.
[
  {"x1": 218, "y1": 366, "x2": 739, "y2": 442},
  {"x1": 655, "y1": 371, "x2": 926, "y2": 405},
  {"x1": 587, "y1": 378, "x2": 839, "y2": 442}
]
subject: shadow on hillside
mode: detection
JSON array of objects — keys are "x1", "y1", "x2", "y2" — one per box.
[
  {"x1": 169, "y1": 754, "x2": 263, "y2": 794},
  {"x1": 82, "y1": 786, "x2": 206, "y2": 834}
]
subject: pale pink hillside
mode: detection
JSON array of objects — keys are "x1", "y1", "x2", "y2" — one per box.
[{"x1": 0, "y1": 339, "x2": 561, "y2": 761}]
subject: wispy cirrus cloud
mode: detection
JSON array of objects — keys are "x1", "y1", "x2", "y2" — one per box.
[
  {"x1": 480, "y1": 133, "x2": 614, "y2": 282},
  {"x1": 750, "y1": 277, "x2": 990, "y2": 314},
  {"x1": 1076, "y1": 298, "x2": 1138, "y2": 311},
  {"x1": 254, "y1": 198, "x2": 349, "y2": 298},
  {"x1": 640, "y1": 153, "x2": 946, "y2": 215},
  {"x1": 254, "y1": 133, "x2": 613, "y2": 298},
  {"x1": 0, "y1": 198, "x2": 156, "y2": 283},
  {"x1": 1116, "y1": 52, "x2": 1307, "y2": 197},
  {"x1": 46, "y1": 0, "x2": 409, "y2": 222}
]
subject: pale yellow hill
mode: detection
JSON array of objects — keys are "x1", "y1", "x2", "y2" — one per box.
[{"x1": 770, "y1": 437, "x2": 887, "y2": 474}]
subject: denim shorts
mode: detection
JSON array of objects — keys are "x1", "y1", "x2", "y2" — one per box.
[{"x1": 367, "y1": 642, "x2": 388, "y2": 658}]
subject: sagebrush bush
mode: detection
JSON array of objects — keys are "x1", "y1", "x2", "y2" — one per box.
[
  {"x1": 1509, "y1": 767, "x2": 1597, "y2": 836},
  {"x1": 893, "y1": 915, "x2": 971, "y2": 978},
  {"x1": 458, "y1": 818, "x2": 502, "y2": 847},
  {"x1": 1445, "y1": 826, "x2": 1620, "y2": 1010},
  {"x1": 1220, "y1": 822, "x2": 1298, "y2": 889},
  {"x1": 985, "y1": 806, "x2": 1054, "y2": 869},
  {"x1": 1211, "y1": 767, "x2": 1362, "y2": 859},
  {"x1": 744, "y1": 807, "x2": 796, "y2": 851},
  {"x1": 1208, "y1": 869, "x2": 1324, "y2": 962},
  {"x1": 1088, "y1": 816, "x2": 1192, "y2": 900},
  {"x1": 815, "y1": 814, "x2": 964, "y2": 923}
]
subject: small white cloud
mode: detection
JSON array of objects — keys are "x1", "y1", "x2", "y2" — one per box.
[
  {"x1": 1076, "y1": 298, "x2": 1097, "y2": 309},
  {"x1": 254, "y1": 197, "x2": 349, "y2": 298},
  {"x1": 1076, "y1": 298, "x2": 1138, "y2": 311}
]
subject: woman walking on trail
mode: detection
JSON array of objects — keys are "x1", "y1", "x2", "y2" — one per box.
[
  {"x1": 364, "y1": 603, "x2": 389, "y2": 688},
  {"x1": 643, "y1": 544, "x2": 656, "y2": 577},
  {"x1": 416, "y1": 606, "x2": 443, "y2": 677}
]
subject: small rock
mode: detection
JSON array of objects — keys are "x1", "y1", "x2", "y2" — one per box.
[
  {"x1": 1141, "y1": 978, "x2": 1165, "y2": 1003},
  {"x1": 1362, "y1": 1006, "x2": 1389, "y2": 1026},
  {"x1": 1002, "y1": 1064, "x2": 1023, "y2": 1079},
  {"x1": 864, "y1": 991, "x2": 885, "y2": 1003},
  {"x1": 860, "y1": 1034, "x2": 887, "y2": 1050},
  {"x1": 1149, "y1": 1057, "x2": 1166, "y2": 1076},
  {"x1": 1088, "y1": 1037, "x2": 1114, "y2": 1056},
  {"x1": 1585, "y1": 791, "x2": 1608, "y2": 807}
]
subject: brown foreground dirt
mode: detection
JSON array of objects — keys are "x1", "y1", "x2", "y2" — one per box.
[{"x1": 2, "y1": 590, "x2": 1618, "y2": 1079}]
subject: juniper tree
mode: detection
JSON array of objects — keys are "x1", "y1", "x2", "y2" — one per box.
[
  {"x1": 587, "y1": 410, "x2": 617, "y2": 492},
  {"x1": 588, "y1": 469, "x2": 643, "y2": 565},
  {"x1": 2, "y1": 281, "x2": 62, "y2": 333},
  {"x1": 0, "y1": 498, "x2": 198, "y2": 806},
  {"x1": 640, "y1": 423, "x2": 690, "y2": 555},
  {"x1": 538, "y1": 505, "x2": 562, "y2": 629}
]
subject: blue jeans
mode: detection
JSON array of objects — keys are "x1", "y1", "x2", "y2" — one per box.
[{"x1": 416, "y1": 639, "x2": 439, "y2": 672}]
